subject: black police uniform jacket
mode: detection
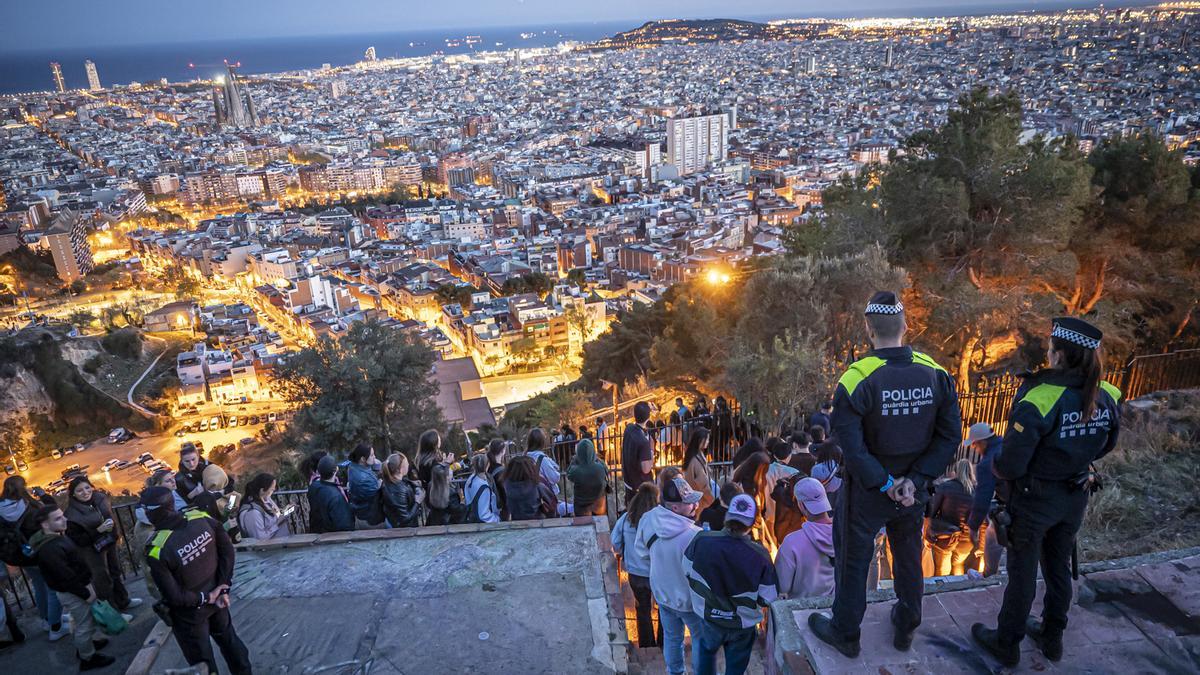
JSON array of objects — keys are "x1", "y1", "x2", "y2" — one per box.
[
  {"x1": 831, "y1": 346, "x2": 963, "y2": 492},
  {"x1": 994, "y1": 370, "x2": 1121, "y2": 482},
  {"x1": 146, "y1": 510, "x2": 236, "y2": 610}
]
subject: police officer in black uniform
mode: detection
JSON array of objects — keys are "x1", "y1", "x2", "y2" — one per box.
[
  {"x1": 141, "y1": 486, "x2": 252, "y2": 674},
  {"x1": 809, "y1": 291, "x2": 963, "y2": 657},
  {"x1": 972, "y1": 318, "x2": 1121, "y2": 667}
]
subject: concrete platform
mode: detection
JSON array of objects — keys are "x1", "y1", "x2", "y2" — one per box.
[
  {"x1": 130, "y1": 517, "x2": 627, "y2": 674},
  {"x1": 771, "y1": 548, "x2": 1200, "y2": 674}
]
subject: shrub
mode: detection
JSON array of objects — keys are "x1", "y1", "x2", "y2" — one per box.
[
  {"x1": 101, "y1": 328, "x2": 143, "y2": 360},
  {"x1": 83, "y1": 355, "x2": 104, "y2": 374}
]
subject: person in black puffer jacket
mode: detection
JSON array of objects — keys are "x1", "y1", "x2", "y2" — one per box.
[
  {"x1": 926, "y1": 459, "x2": 977, "y2": 576},
  {"x1": 380, "y1": 453, "x2": 422, "y2": 528},
  {"x1": 502, "y1": 455, "x2": 551, "y2": 521}
]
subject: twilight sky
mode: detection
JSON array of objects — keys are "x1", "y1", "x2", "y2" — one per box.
[{"x1": 3, "y1": 0, "x2": 1114, "y2": 51}]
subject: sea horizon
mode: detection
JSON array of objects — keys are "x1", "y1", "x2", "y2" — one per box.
[{"x1": 0, "y1": 1, "x2": 1146, "y2": 96}]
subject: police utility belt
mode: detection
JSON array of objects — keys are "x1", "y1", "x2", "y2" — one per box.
[{"x1": 988, "y1": 471, "x2": 1099, "y2": 547}]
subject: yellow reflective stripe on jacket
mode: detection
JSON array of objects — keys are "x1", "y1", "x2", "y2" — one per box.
[
  {"x1": 837, "y1": 356, "x2": 887, "y2": 396},
  {"x1": 146, "y1": 511, "x2": 209, "y2": 559},
  {"x1": 1019, "y1": 383, "x2": 1067, "y2": 418},
  {"x1": 911, "y1": 351, "x2": 948, "y2": 373},
  {"x1": 147, "y1": 530, "x2": 172, "y2": 560},
  {"x1": 1099, "y1": 380, "x2": 1122, "y2": 404}
]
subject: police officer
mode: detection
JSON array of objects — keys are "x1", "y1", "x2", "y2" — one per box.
[
  {"x1": 141, "y1": 486, "x2": 252, "y2": 674},
  {"x1": 809, "y1": 291, "x2": 963, "y2": 657},
  {"x1": 972, "y1": 318, "x2": 1121, "y2": 667}
]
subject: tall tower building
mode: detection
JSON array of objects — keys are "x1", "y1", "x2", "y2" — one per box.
[
  {"x1": 214, "y1": 64, "x2": 259, "y2": 128},
  {"x1": 85, "y1": 60, "x2": 101, "y2": 90},
  {"x1": 666, "y1": 113, "x2": 729, "y2": 176},
  {"x1": 802, "y1": 55, "x2": 817, "y2": 74},
  {"x1": 885, "y1": 44, "x2": 895, "y2": 68},
  {"x1": 364, "y1": 46, "x2": 377, "y2": 62},
  {"x1": 330, "y1": 80, "x2": 345, "y2": 99},
  {"x1": 44, "y1": 209, "x2": 94, "y2": 282},
  {"x1": 50, "y1": 62, "x2": 66, "y2": 92}
]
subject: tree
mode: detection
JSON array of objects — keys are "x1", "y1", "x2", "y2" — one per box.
[
  {"x1": 175, "y1": 277, "x2": 202, "y2": 300},
  {"x1": 581, "y1": 300, "x2": 666, "y2": 388},
  {"x1": 68, "y1": 279, "x2": 87, "y2": 295},
  {"x1": 258, "y1": 421, "x2": 277, "y2": 441},
  {"x1": 68, "y1": 309, "x2": 97, "y2": 330},
  {"x1": 564, "y1": 304, "x2": 592, "y2": 356},
  {"x1": 101, "y1": 328, "x2": 143, "y2": 360},
  {"x1": 273, "y1": 320, "x2": 444, "y2": 454},
  {"x1": 725, "y1": 332, "x2": 831, "y2": 433},
  {"x1": 434, "y1": 283, "x2": 476, "y2": 308},
  {"x1": 501, "y1": 387, "x2": 591, "y2": 439}
]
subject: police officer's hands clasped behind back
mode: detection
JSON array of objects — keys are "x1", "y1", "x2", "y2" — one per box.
[
  {"x1": 971, "y1": 317, "x2": 1121, "y2": 668},
  {"x1": 141, "y1": 486, "x2": 253, "y2": 675},
  {"x1": 808, "y1": 291, "x2": 963, "y2": 658}
]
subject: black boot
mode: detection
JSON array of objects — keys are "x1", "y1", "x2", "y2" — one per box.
[
  {"x1": 1026, "y1": 618, "x2": 1063, "y2": 661},
  {"x1": 891, "y1": 604, "x2": 915, "y2": 651},
  {"x1": 971, "y1": 623, "x2": 1019, "y2": 668},
  {"x1": 92, "y1": 637, "x2": 110, "y2": 650},
  {"x1": 808, "y1": 613, "x2": 861, "y2": 658},
  {"x1": 79, "y1": 652, "x2": 116, "y2": 671}
]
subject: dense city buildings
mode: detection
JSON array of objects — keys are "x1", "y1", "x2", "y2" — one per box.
[{"x1": 1, "y1": 3, "x2": 1198, "y2": 397}]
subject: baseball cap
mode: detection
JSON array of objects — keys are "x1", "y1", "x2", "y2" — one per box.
[
  {"x1": 793, "y1": 477, "x2": 831, "y2": 515},
  {"x1": 963, "y1": 422, "x2": 994, "y2": 448},
  {"x1": 139, "y1": 485, "x2": 175, "y2": 511},
  {"x1": 811, "y1": 462, "x2": 842, "y2": 493},
  {"x1": 663, "y1": 476, "x2": 702, "y2": 505},
  {"x1": 725, "y1": 493, "x2": 757, "y2": 526}
]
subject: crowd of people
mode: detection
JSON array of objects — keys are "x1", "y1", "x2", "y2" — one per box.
[
  {"x1": 0, "y1": 439, "x2": 256, "y2": 672},
  {"x1": 0, "y1": 290, "x2": 1120, "y2": 675}
]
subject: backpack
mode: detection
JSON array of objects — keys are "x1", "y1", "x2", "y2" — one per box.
[
  {"x1": 463, "y1": 478, "x2": 491, "y2": 524},
  {"x1": 0, "y1": 516, "x2": 34, "y2": 567},
  {"x1": 535, "y1": 455, "x2": 559, "y2": 517},
  {"x1": 771, "y1": 471, "x2": 805, "y2": 512}
]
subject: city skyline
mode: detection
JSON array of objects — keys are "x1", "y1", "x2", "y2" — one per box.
[{"x1": 3, "y1": 0, "x2": 1140, "y2": 51}]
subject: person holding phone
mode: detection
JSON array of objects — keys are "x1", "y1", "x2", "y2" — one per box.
[
  {"x1": 237, "y1": 472, "x2": 291, "y2": 541},
  {"x1": 142, "y1": 486, "x2": 251, "y2": 675}
]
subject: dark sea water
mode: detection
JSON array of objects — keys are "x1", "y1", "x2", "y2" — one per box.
[
  {"x1": 0, "y1": 2, "x2": 1133, "y2": 96},
  {"x1": 0, "y1": 22, "x2": 628, "y2": 95}
]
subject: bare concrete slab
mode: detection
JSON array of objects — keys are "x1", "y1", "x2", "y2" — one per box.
[
  {"x1": 144, "y1": 521, "x2": 626, "y2": 673},
  {"x1": 772, "y1": 547, "x2": 1200, "y2": 674}
]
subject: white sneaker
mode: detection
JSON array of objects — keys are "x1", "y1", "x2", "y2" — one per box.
[
  {"x1": 121, "y1": 613, "x2": 134, "y2": 623},
  {"x1": 125, "y1": 597, "x2": 144, "y2": 609},
  {"x1": 48, "y1": 623, "x2": 71, "y2": 641}
]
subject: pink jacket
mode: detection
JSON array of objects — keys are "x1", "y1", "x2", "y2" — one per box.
[{"x1": 775, "y1": 521, "x2": 835, "y2": 599}]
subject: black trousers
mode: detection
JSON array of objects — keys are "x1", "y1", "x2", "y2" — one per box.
[
  {"x1": 996, "y1": 483, "x2": 1087, "y2": 644},
  {"x1": 170, "y1": 604, "x2": 252, "y2": 675},
  {"x1": 831, "y1": 475, "x2": 926, "y2": 640},
  {"x1": 628, "y1": 573, "x2": 661, "y2": 648}
]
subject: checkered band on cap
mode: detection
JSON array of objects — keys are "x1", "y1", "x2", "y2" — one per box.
[
  {"x1": 1052, "y1": 324, "x2": 1100, "y2": 350},
  {"x1": 864, "y1": 301, "x2": 904, "y2": 315}
]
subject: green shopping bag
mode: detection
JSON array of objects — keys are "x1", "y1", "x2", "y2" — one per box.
[{"x1": 91, "y1": 599, "x2": 129, "y2": 635}]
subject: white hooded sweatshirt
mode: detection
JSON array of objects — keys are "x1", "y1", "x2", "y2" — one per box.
[{"x1": 633, "y1": 504, "x2": 701, "y2": 613}]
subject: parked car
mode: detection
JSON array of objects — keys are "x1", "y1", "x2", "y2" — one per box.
[
  {"x1": 16, "y1": 459, "x2": 28, "y2": 471},
  {"x1": 229, "y1": 416, "x2": 239, "y2": 428},
  {"x1": 114, "y1": 460, "x2": 132, "y2": 470},
  {"x1": 51, "y1": 448, "x2": 63, "y2": 460},
  {"x1": 108, "y1": 427, "x2": 131, "y2": 444},
  {"x1": 3, "y1": 464, "x2": 15, "y2": 476},
  {"x1": 238, "y1": 437, "x2": 257, "y2": 449},
  {"x1": 135, "y1": 452, "x2": 154, "y2": 464},
  {"x1": 102, "y1": 459, "x2": 121, "y2": 471},
  {"x1": 60, "y1": 446, "x2": 74, "y2": 456},
  {"x1": 249, "y1": 415, "x2": 260, "y2": 425},
  {"x1": 73, "y1": 443, "x2": 84, "y2": 453},
  {"x1": 193, "y1": 441, "x2": 204, "y2": 452},
  {"x1": 209, "y1": 416, "x2": 221, "y2": 429},
  {"x1": 175, "y1": 429, "x2": 186, "y2": 437},
  {"x1": 199, "y1": 419, "x2": 209, "y2": 432},
  {"x1": 267, "y1": 412, "x2": 278, "y2": 423}
]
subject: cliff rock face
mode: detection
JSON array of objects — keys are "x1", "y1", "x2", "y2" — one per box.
[{"x1": 0, "y1": 364, "x2": 53, "y2": 426}]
